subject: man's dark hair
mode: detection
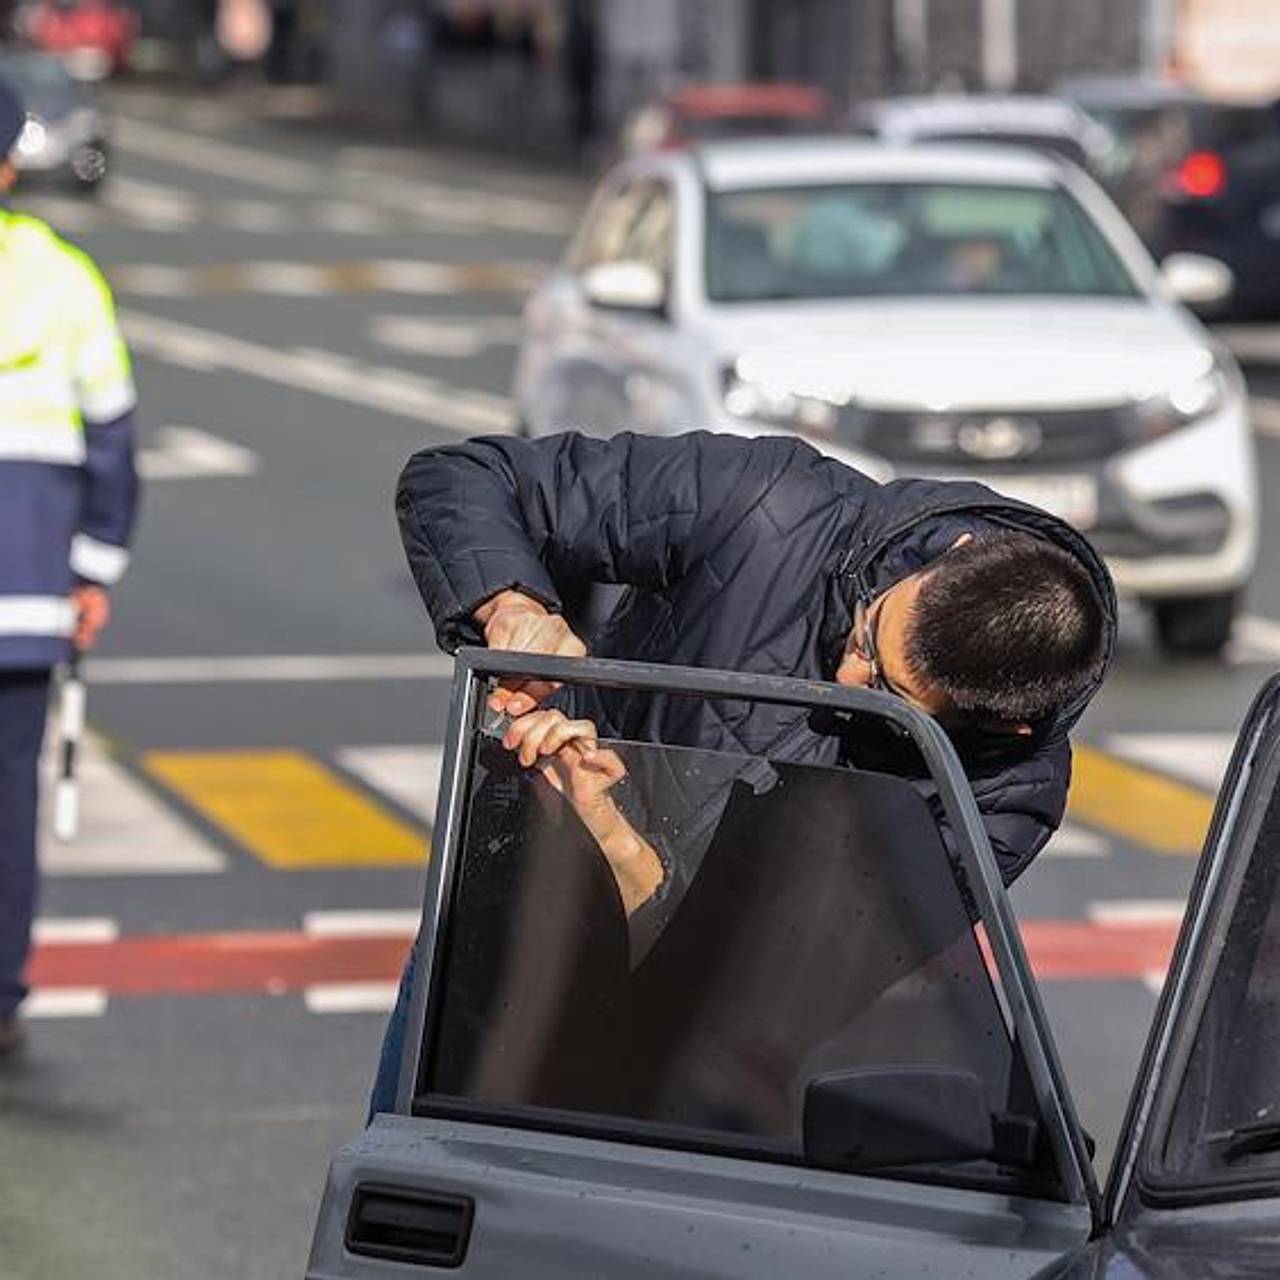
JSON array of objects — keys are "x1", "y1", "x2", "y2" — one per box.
[{"x1": 906, "y1": 532, "x2": 1107, "y2": 723}]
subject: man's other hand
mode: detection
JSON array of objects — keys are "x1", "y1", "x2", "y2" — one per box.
[
  {"x1": 474, "y1": 589, "x2": 586, "y2": 716},
  {"x1": 70, "y1": 584, "x2": 110, "y2": 652}
]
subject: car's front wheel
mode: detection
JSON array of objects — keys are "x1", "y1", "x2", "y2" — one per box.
[{"x1": 1151, "y1": 592, "x2": 1239, "y2": 658}]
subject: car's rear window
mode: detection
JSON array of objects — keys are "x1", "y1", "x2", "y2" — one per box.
[
  {"x1": 703, "y1": 181, "x2": 1139, "y2": 303},
  {"x1": 416, "y1": 691, "x2": 1070, "y2": 1201}
]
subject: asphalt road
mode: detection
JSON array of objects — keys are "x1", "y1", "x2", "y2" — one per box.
[{"x1": 4, "y1": 81, "x2": 1280, "y2": 1279}]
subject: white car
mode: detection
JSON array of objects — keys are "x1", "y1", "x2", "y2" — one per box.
[{"x1": 513, "y1": 138, "x2": 1257, "y2": 656}]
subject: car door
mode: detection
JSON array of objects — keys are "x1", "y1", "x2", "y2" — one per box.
[
  {"x1": 308, "y1": 652, "x2": 1105, "y2": 1279},
  {"x1": 520, "y1": 173, "x2": 688, "y2": 437},
  {"x1": 1045, "y1": 672, "x2": 1280, "y2": 1278}
]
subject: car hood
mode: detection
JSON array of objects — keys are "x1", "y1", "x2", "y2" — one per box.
[{"x1": 709, "y1": 298, "x2": 1213, "y2": 411}]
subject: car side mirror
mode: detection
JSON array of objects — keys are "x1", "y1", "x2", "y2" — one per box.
[
  {"x1": 582, "y1": 261, "x2": 666, "y2": 314},
  {"x1": 803, "y1": 1067, "x2": 996, "y2": 1172},
  {"x1": 1160, "y1": 252, "x2": 1235, "y2": 309}
]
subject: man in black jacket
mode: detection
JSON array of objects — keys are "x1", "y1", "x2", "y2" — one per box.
[{"x1": 369, "y1": 429, "x2": 1116, "y2": 1113}]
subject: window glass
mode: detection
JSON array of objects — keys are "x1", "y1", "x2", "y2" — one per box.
[
  {"x1": 704, "y1": 182, "x2": 1139, "y2": 302},
  {"x1": 1150, "y1": 747, "x2": 1280, "y2": 1190},
  {"x1": 571, "y1": 179, "x2": 673, "y2": 280},
  {"x1": 419, "y1": 695, "x2": 1067, "y2": 1200}
]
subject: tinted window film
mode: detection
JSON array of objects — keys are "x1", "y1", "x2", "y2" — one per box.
[
  {"x1": 418, "y1": 707, "x2": 1067, "y2": 1199},
  {"x1": 1149, "y1": 743, "x2": 1280, "y2": 1191}
]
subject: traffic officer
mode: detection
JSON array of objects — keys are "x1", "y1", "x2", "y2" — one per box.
[{"x1": 0, "y1": 75, "x2": 139, "y2": 1055}]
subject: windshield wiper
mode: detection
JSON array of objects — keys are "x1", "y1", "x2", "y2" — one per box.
[{"x1": 1223, "y1": 1121, "x2": 1280, "y2": 1162}]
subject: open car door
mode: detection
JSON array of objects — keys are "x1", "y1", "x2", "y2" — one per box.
[
  {"x1": 1075, "y1": 673, "x2": 1280, "y2": 1278},
  {"x1": 308, "y1": 652, "x2": 1101, "y2": 1279}
]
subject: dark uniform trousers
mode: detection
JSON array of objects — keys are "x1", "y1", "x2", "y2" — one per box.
[{"x1": 0, "y1": 669, "x2": 51, "y2": 1017}]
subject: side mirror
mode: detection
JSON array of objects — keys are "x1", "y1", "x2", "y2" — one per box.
[
  {"x1": 1160, "y1": 252, "x2": 1235, "y2": 309},
  {"x1": 803, "y1": 1067, "x2": 995, "y2": 1172},
  {"x1": 582, "y1": 261, "x2": 666, "y2": 314}
]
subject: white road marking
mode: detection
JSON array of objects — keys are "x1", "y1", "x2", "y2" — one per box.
[
  {"x1": 222, "y1": 199, "x2": 293, "y2": 233},
  {"x1": 40, "y1": 735, "x2": 227, "y2": 877},
  {"x1": 23, "y1": 989, "x2": 108, "y2": 1019},
  {"x1": 107, "y1": 176, "x2": 198, "y2": 228},
  {"x1": 372, "y1": 314, "x2": 522, "y2": 358},
  {"x1": 241, "y1": 262, "x2": 334, "y2": 296},
  {"x1": 314, "y1": 200, "x2": 390, "y2": 235},
  {"x1": 1087, "y1": 899, "x2": 1186, "y2": 927},
  {"x1": 1251, "y1": 396, "x2": 1280, "y2": 439},
  {"x1": 138, "y1": 426, "x2": 259, "y2": 481},
  {"x1": 1142, "y1": 970, "x2": 1167, "y2": 996},
  {"x1": 336, "y1": 746, "x2": 444, "y2": 826},
  {"x1": 33, "y1": 918, "x2": 120, "y2": 944},
  {"x1": 304, "y1": 982, "x2": 400, "y2": 1014},
  {"x1": 1218, "y1": 325, "x2": 1280, "y2": 364},
  {"x1": 1106, "y1": 733, "x2": 1234, "y2": 793},
  {"x1": 121, "y1": 309, "x2": 513, "y2": 434},
  {"x1": 111, "y1": 263, "x2": 198, "y2": 299},
  {"x1": 1042, "y1": 822, "x2": 1109, "y2": 858},
  {"x1": 15, "y1": 195, "x2": 97, "y2": 232},
  {"x1": 303, "y1": 910, "x2": 419, "y2": 938},
  {"x1": 1234, "y1": 614, "x2": 1280, "y2": 664},
  {"x1": 84, "y1": 653, "x2": 455, "y2": 684}
]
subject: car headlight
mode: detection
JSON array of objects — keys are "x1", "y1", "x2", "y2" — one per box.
[
  {"x1": 15, "y1": 117, "x2": 47, "y2": 159},
  {"x1": 721, "y1": 359, "x2": 843, "y2": 436},
  {"x1": 1132, "y1": 355, "x2": 1235, "y2": 441}
]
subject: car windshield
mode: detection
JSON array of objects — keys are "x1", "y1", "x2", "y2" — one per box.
[
  {"x1": 704, "y1": 181, "x2": 1139, "y2": 302},
  {"x1": 417, "y1": 687, "x2": 1070, "y2": 1201}
]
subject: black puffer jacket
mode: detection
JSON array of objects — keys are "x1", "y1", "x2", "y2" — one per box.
[{"x1": 396, "y1": 431, "x2": 1117, "y2": 884}]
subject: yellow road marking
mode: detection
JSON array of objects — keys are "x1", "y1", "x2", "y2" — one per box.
[
  {"x1": 1069, "y1": 746, "x2": 1214, "y2": 857},
  {"x1": 143, "y1": 750, "x2": 425, "y2": 868}
]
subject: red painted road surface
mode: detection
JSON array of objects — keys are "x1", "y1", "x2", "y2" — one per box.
[{"x1": 25, "y1": 920, "x2": 1181, "y2": 997}]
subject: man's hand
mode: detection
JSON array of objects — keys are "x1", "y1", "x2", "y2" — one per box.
[
  {"x1": 502, "y1": 708, "x2": 664, "y2": 914},
  {"x1": 474, "y1": 589, "x2": 586, "y2": 717},
  {"x1": 70, "y1": 584, "x2": 110, "y2": 652}
]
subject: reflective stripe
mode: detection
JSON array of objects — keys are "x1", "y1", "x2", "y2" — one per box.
[
  {"x1": 0, "y1": 596, "x2": 74, "y2": 637},
  {"x1": 0, "y1": 422, "x2": 85, "y2": 463},
  {"x1": 70, "y1": 534, "x2": 129, "y2": 585},
  {"x1": 80, "y1": 376, "x2": 137, "y2": 424}
]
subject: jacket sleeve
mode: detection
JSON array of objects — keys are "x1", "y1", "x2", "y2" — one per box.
[
  {"x1": 395, "y1": 430, "x2": 846, "y2": 652},
  {"x1": 970, "y1": 736, "x2": 1072, "y2": 885},
  {"x1": 67, "y1": 252, "x2": 140, "y2": 587}
]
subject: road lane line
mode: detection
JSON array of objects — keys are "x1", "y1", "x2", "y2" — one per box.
[
  {"x1": 138, "y1": 426, "x2": 260, "y2": 480},
  {"x1": 144, "y1": 750, "x2": 427, "y2": 868},
  {"x1": 304, "y1": 982, "x2": 400, "y2": 1014},
  {"x1": 1068, "y1": 745, "x2": 1214, "y2": 856},
  {"x1": 85, "y1": 653, "x2": 454, "y2": 684},
  {"x1": 1105, "y1": 733, "x2": 1232, "y2": 793},
  {"x1": 336, "y1": 745, "x2": 443, "y2": 826},
  {"x1": 40, "y1": 737, "x2": 227, "y2": 877},
  {"x1": 1087, "y1": 900, "x2": 1186, "y2": 927},
  {"x1": 23, "y1": 989, "x2": 108, "y2": 1019},
  {"x1": 33, "y1": 918, "x2": 119, "y2": 945},
  {"x1": 120, "y1": 309, "x2": 513, "y2": 434},
  {"x1": 303, "y1": 910, "x2": 419, "y2": 938}
]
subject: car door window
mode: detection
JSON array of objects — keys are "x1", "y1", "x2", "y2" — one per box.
[
  {"x1": 415, "y1": 674, "x2": 1077, "y2": 1204},
  {"x1": 1137, "y1": 688, "x2": 1280, "y2": 1196},
  {"x1": 570, "y1": 177, "x2": 674, "y2": 285}
]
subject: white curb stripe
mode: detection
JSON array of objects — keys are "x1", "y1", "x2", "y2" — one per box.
[
  {"x1": 1087, "y1": 900, "x2": 1186, "y2": 927},
  {"x1": 303, "y1": 910, "x2": 419, "y2": 939},
  {"x1": 33, "y1": 918, "x2": 119, "y2": 944}
]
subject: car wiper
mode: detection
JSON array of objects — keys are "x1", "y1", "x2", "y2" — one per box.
[{"x1": 1223, "y1": 1121, "x2": 1280, "y2": 1162}]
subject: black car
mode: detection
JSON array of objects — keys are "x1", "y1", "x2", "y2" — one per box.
[{"x1": 1060, "y1": 77, "x2": 1280, "y2": 316}]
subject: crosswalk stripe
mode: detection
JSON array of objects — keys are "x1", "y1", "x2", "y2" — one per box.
[
  {"x1": 143, "y1": 749, "x2": 426, "y2": 868},
  {"x1": 1087, "y1": 900, "x2": 1186, "y2": 927},
  {"x1": 32, "y1": 918, "x2": 119, "y2": 944},
  {"x1": 1069, "y1": 745, "x2": 1214, "y2": 857},
  {"x1": 304, "y1": 982, "x2": 400, "y2": 1014},
  {"x1": 303, "y1": 910, "x2": 419, "y2": 938},
  {"x1": 335, "y1": 746, "x2": 443, "y2": 827},
  {"x1": 1105, "y1": 733, "x2": 1232, "y2": 793},
  {"x1": 40, "y1": 737, "x2": 227, "y2": 877},
  {"x1": 1042, "y1": 822, "x2": 1109, "y2": 858},
  {"x1": 23, "y1": 989, "x2": 108, "y2": 1019}
]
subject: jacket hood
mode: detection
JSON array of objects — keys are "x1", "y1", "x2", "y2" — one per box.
[{"x1": 824, "y1": 475, "x2": 1118, "y2": 746}]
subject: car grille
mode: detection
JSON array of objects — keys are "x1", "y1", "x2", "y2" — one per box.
[{"x1": 844, "y1": 405, "x2": 1132, "y2": 470}]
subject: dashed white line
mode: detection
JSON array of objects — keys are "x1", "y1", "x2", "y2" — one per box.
[
  {"x1": 32, "y1": 918, "x2": 120, "y2": 945},
  {"x1": 138, "y1": 426, "x2": 259, "y2": 481},
  {"x1": 304, "y1": 982, "x2": 400, "y2": 1014},
  {"x1": 303, "y1": 910, "x2": 419, "y2": 939},
  {"x1": 1087, "y1": 900, "x2": 1186, "y2": 927},
  {"x1": 23, "y1": 989, "x2": 109, "y2": 1019}
]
